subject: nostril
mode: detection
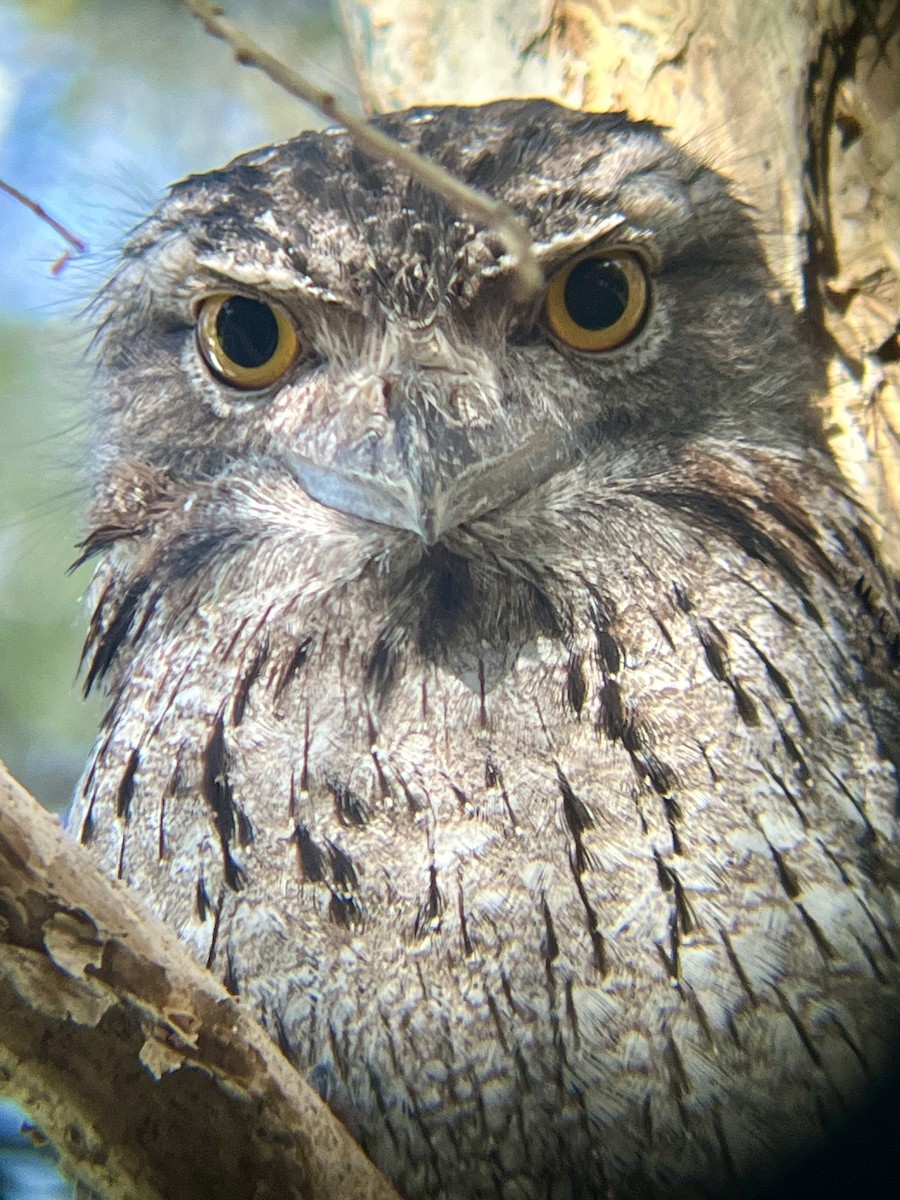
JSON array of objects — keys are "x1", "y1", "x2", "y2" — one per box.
[{"x1": 381, "y1": 373, "x2": 400, "y2": 411}]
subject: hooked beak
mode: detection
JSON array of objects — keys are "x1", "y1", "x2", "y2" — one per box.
[
  {"x1": 285, "y1": 329, "x2": 576, "y2": 543},
  {"x1": 289, "y1": 406, "x2": 572, "y2": 545},
  {"x1": 289, "y1": 444, "x2": 448, "y2": 544}
]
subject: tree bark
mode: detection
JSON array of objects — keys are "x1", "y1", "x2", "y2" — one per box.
[
  {"x1": 341, "y1": 0, "x2": 900, "y2": 565},
  {"x1": 0, "y1": 759, "x2": 400, "y2": 1200}
]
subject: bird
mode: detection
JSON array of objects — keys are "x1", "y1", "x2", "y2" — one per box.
[{"x1": 68, "y1": 98, "x2": 900, "y2": 1199}]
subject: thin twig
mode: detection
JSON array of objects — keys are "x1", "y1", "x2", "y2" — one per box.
[
  {"x1": 179, "y1": 0, "x2": 542, "y2": 302},
  {"x1": 1, "y1": 179, "x2": 87, "y2": 274}
]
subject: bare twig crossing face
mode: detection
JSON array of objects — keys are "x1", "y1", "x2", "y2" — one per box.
[{"x1": 180, "y1": 0, "x2": 542, "y2": 301}]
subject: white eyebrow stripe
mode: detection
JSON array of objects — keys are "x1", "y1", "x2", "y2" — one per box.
[
  {"x1": 136, "y1": 212, "x2": 637, "y2": 313},
  {"x1": 530, "y1": 215, "x2": 629, "y2": 261},
  {"x1": 485, "y1": 215, "x2": 630, "y2": 279},
  {"x1": 193, "y1": 258, "x2": 303, "y2": 293}
]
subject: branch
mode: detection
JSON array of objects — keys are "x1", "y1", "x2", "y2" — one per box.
[
  {"x1": 179, "y1": 0, "x2": 541, "y2": 302},
  {"x1": 0, "y1": 179, "x2": 87, "y2": 274},
  {"x1": 0, "y1": 758, "x2": 401, "y2": 1200}
]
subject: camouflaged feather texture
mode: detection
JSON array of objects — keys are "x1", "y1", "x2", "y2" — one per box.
[{"x1": 69, "y1": 100, "x2": 900, "y2": 1199}]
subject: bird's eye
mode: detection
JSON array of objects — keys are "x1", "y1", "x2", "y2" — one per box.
[
  {"x1": 196, "y1": 293, "x2": 300, "y2": 389},
  {"x1": 543, "y1": 251, "x2": 650, "y2": 352}
]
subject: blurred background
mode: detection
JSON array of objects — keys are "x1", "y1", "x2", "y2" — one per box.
[{"x1": 0, "y1": 1, "x2": 357, "y2": 1193}]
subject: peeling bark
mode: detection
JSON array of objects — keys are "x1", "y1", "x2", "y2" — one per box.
[
  {"x1": 0, "y1": 759, "x2": 400, "y2": 1200},
  {"x1": 341, "y1": 0, "x2": 900, "y2": 565}
]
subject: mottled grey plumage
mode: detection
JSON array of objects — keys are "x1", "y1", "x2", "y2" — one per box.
[{"x1": 69, "y1": 100, "x2": 900, "y2": 1198}]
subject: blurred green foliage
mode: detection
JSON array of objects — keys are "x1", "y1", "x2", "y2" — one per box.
[
  {"x1": 0, "y1": 317, "x2": 98, "y2": 813},
  {"x1": 0, "y1": 2, "x2": 353, "y2": 1191},
  {"x1": 0, "y1": 0, "x2": 353, "y2": 810}
]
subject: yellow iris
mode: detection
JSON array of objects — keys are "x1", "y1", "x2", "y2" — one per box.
[
  {"x1": 196, "y1": 293, "x2": 299, "y2": 389},
  {"x1": 544, "y1": 251, "x2": 650, "y2": 352}
]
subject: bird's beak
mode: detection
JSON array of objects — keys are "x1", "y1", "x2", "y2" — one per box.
[
  {"x1": 286, "y1": 326, "x2": 574, "y2": 542},
  {"x1": 289, "y1": 394, "x2": 571, "y2": 545},
  {"x1": 289, "y1": 439, "x2": 447, "y2": 544}
]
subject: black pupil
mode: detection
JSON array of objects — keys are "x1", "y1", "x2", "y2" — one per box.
[
  {"x1": 563, "y1": 258, "x2": 629, "y2": 330},
  {"x1": 216, "y1": 296, "x2": 279, "y2": 368}
]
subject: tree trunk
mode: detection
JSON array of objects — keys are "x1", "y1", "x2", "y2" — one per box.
[{"x1": 341, "y1": 0, "x2": 900, "y2": 565}]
